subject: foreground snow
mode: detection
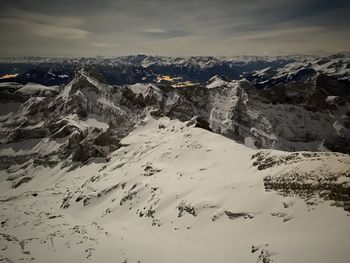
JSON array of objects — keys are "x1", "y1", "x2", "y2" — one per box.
[{"x1": 0, "y1": 115, "x2": 349, "y2": 263}]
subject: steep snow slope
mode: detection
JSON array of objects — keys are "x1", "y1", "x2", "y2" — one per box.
[{"x1": 0, "y1": 115, "x2": 349, "y2": 263}]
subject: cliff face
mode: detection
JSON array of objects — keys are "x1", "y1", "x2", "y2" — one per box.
[{"x1": 1, "y1": 70, "x2": 349, "y2": 176}]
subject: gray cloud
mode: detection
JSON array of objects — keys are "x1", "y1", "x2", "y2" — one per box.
[
  {"x1": 0, "y1": 9, "x2": 89, "y2": 40},
  {"x1": 0, "y1": 0, "x2": 349, "y2": 56},
  {"x1": 142, "y1": 28, "x2": 191, "y2": 39}
]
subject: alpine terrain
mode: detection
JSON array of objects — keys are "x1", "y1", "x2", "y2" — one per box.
[{"x1": 0, "y1": 54, "x2": 350, "y2": 263}]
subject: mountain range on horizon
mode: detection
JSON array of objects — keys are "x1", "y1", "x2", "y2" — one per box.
[{"x1": 1, "y1": 53, "x2": 350, "y2": 88}]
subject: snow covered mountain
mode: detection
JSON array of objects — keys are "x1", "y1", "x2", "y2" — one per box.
[
  {"x1": 247, "y1": 53, "x2": 350, "y2": 89},
  {"x1": 0, "y1": 64, "x2": 350, "y2": 262},
  {"x1": 1, "y1": 53, "x2": 349, "y2": 86}
]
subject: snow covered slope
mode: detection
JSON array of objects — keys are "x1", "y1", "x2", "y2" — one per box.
[
  {"x1": 0, "y1": 66, "x2": 349, "y2": 262},
  {"x1": 0, "y1": 115, "x2": 349, "y2": 263}
]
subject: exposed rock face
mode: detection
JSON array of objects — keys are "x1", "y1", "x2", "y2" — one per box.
[
  {"x1": 251, "y1": 151, "x2": 350, "y2": 212},
  {"x1": 157, "y1": 75, "x2": 349, "y2": 152},
  {"x1": 0, "y1": 69, "x2": 146, "y2": 176},
  {"x1": 0, "y1": 68, "x2": 349, "y2": 184}
]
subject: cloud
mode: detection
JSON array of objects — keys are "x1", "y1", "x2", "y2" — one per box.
[
  {"x1": 144, "y1": 28, "x2": 168, "y2": 34},
  {"x1": 90, "y1": 42, "x2": 121, "y2": 48},
  {"x1": 0, "y1": 9, "x2": 88, "y2": 40},
  {"x1": 5, "y1": 8, "x2": 85, "y2": 27},
  {"x1": 0, "y1": 0, "x2": 349, "y2": 56},
  {"x1": 0, "y1": 18, "x2": 88, "y2": 40},
  {"x1": 142, "y1": 28, "x2": 191, "y2": 39},
  {"x1": 237, "y1": 26, "x2": 326, "y2": 41}
]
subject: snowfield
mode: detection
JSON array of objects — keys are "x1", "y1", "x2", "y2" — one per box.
[{"x1": 1, "y1": 115, "x2": 349, "y2": 263}]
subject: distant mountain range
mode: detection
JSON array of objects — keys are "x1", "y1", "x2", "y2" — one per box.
[{"x1": 1, "y1": 53, "x2": 349, "y2": 87}]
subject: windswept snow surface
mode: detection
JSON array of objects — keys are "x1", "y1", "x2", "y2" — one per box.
[{"x1": 0, "y1": 115, "x2": 349, "y2": 263}]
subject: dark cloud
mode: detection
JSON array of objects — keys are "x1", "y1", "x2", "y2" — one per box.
[{"x1": 0, "y1": 0, "x2": 349, "y2": 56}]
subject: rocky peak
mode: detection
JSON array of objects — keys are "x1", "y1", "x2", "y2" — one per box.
[{"x1": 0, "y1": 70, "x2": 349, "y2": 180}]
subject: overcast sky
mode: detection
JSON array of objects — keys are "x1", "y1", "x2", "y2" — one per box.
[{"x1": 0, "y1": 0, "x2": 349, "y2": 57}]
